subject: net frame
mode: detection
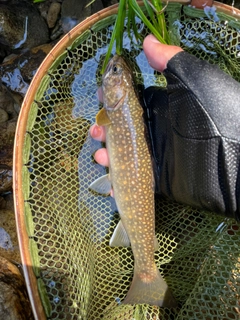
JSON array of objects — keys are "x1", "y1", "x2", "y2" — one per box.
[{"x1": 13, "y1": 1, "x2": 240, "y2": 319}]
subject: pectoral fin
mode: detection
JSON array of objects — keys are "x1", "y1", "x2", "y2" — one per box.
[
  {"x1": 89, "y1": 174, "x2": 112, "y2": 194},
  {"x1": 96, "y1": 108, "x2": 111, "y2": 126},
  {"x1": 110, "y1": 220, "x2": 131, "y2": 247}
]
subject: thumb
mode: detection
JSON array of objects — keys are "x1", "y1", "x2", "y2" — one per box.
[{"x1": 143, "y1": 34, "x2": 183, "y2": 72}]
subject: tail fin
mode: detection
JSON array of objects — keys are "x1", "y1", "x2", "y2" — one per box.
[{"x1": 123, "y1": 266, "x2": 177, "y2": 308}]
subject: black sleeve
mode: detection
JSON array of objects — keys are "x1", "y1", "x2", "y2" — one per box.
[{"x1": 143, "y1": 51, "x2": 240, "y2": 220}]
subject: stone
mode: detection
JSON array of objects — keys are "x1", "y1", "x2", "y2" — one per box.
[
  {"x1": 0, "y1": 109, "x2": 8, "y2": 123},
  {"x1": 37, "y1": 0, "x2": 51, "y2": 21},
  {"x1": 0, "y1": 227, "x2": 13, "y2": 251},
  {"x1": 0, "y1": 99, "x2": 17, "y2": 198},
  {"x1": 61, "y1": 0, "x2": 103, "y2": 33},
  {"x1": 0, "y1": 166, "x2": 12, "y2": 194},
  {"x1": 0, "y1": 85, "x2": 18, "y2": 119},
  {"x1": 0, "y1": 256, "x2": 33, "y2": 319},
  {"x1": 0, "y1": 119, "x2": 16, "y2": 170},
  {"x1": 2, "y1": 194, "x2": 14, "y2": 211},
  {"x1": 0, "y1": 0, "x2": 49, "y2": 52},
  {"x1": 0, "y1": 209, "x2": 20, "y2": 262},
  {"x1": 0, "y1": 43, "x2": 55, "y2": 96},
  {"x1": 50, "y1": 20, "x2": 64, "y2": 41},
  {"x1": 47, "y1": 2, "x2": 61, "y2": 29},
  {"x1": 0, "y1": 197, "x2": 6, "y2": 210}
]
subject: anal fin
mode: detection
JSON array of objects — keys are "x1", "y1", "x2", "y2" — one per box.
[
  {"x1": 110, "y1": 220, "x2": 131, "y2": 247},
  {"x1": 89, "y1": 174, "x2": 111, "y2": 194}
]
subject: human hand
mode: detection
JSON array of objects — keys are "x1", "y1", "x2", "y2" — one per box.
[
  {"x1": 90, "y1": 34, "x2": 182, "y2": 164},
  {"x1": 90, "y1": 34, "x2": 240, "y2": 220}
]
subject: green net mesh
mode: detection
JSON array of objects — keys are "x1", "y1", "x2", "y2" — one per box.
[{"x1": 21, "y1": 3, "x2": 240, "y2": 319}]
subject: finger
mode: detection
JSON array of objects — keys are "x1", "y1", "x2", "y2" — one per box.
[
  {"x1": 97, "y1": 87, "x2": 103, "y2": 103},
  {"x1": 93, "y1": 148, "x2": 113, "y2": 197},
  {"x1": 94, "y1": 148, "x2": 109, "y2": 167},
  {"x1": 110, "y1": 189, "x2": 114, "y2": 197},
  {"x1": 143, "y1": 34, "x2": 183, "y2": 72},
  {"x1": 89, "y1": 124, "x2": 106, "y2": 142}
]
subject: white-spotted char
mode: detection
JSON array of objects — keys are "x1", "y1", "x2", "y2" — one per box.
[{"x1": 90, "y1": 55, "x2": 176, "y2": 307}]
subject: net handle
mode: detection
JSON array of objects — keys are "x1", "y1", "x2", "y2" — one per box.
[{"x1": 191, "y1": 0, "x2": 213, "y2": 9}]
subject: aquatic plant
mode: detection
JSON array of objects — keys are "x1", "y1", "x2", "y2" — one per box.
[{"x1": 102, "y1": 0, "x2": 169, "y2": 73}]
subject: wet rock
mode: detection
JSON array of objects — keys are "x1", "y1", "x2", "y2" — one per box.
[
  {"x1": 0, "y1": 94, "x2": 17, "y2": 196},
  {"x1": 0, "y1": 166, "x2": 13, "y2": 196},
  {"x1": 0, "y1": 118, "x2": 16, "y2": 170},
  {"x1": 2, "y1": 194, "x2": 14, "y2": 211},
  {"x1": 0, "y1": 166, "x2": 12, "y2": 194},
  {"x1": 0, "y1": 109, "x2": 8, "y2": 123},
  {"x1": 50, "y1": 20, "x2": 64, "y2": 41},
  {"x1": 61, "y1": 0, "x2": 103, "y2": 33},
  {"x1": 0, "y1": 0, "x2": 49, "y2": 53},
  {"x1": 0, "y1": 227, "x2": 13, "y2": 251},
  {"x1": 47, "y1": 2, "x2": 61, "y2": 29},
  {"x1": 0, "y1": 43, "x2": 55, "y2": 96},
  {"x1": 0, "y1": 194, "x2": 14, "y2": 211},
  {"x1": 0, "y1": 209, "x2": 20, "y2": 262},
  {"x1": 0, "y1": 46, "x2": 7, "y2": 64},
  {"x1": 0, "y1": 256, "x2": 33, "y2": 319},
  {"x1": 0, "y1": 85, "x2": 19, "y2": 119},
  {"x1": 37, "y1": 0, "x2": 51, "y2": 21},
  {"x1": 0, "y1": 197, "x2": 6, "y2": 210},
  {"x1": 0, "y1": 86, "x2": 14, "y2": 204},
  {"x1": 37, "y1": 0, "x2": 63, "y2": 40},
  {"x1": 1, "y1": 69, "x2": 28, "y2": 97}
]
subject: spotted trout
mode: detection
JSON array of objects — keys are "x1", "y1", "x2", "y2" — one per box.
[{"x1": 90, "y1": 55, "x2": 176, "y2": 307}]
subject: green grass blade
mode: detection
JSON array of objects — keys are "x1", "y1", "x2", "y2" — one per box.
[
  {"x1": 127, "y1": 5, "x2": 142, "y2": 43},
  {"x1": 101, "y1": 22, "x2": 117, "y2": 74},
  {"x1": 101, "y1": 0, "x2": 170, "y2": 74},
  {"x1": 101, "y1": 0, "x2": 127, "y2": 73},
  {"x1": 152, "y1": 0, "x2": 169, "y2": 42},
  {"x1": 142, "y1": 0, "x2": 158, "y2": 29},
  {"x1": 115, "y1": 0, "x2": 127, "y2": 54},
  {"x1": 129, "y1": 0, "x2": 168, "y2": 44}
]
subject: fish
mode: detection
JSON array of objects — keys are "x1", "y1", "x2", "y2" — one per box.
[{"x1": 90, "y1": 55, "x2": 176, "y2": 307}]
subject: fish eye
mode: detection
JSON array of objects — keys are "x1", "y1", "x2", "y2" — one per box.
[{"x1": 112, "y1": 63, "x2": 121, "y2": 74}]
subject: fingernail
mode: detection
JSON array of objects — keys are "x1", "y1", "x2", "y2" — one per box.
[
  {"x1": 148, "y1": 34, "x2": 160, "y2": 44},
  {"x1": 92, "y1": 125, "x2": 102, "y2": 138}
]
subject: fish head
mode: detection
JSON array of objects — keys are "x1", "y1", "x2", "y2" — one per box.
[{"x1": 102, "y1": 55, "x2": 132, "y2": 111}]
